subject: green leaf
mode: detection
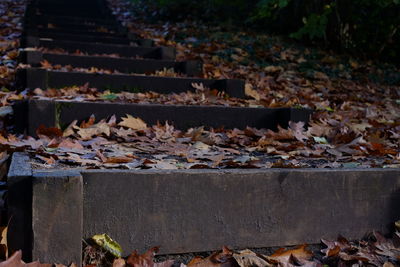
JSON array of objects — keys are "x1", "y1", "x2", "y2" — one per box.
[
  {"x1": 101, "y1": 93, "x2": 118, "y2": 101},
  {"x1": 92, "y1": 234, "x2": 123, "y2": 258}
]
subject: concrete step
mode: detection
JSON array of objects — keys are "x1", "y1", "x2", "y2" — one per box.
[
  {"x1": 24, "y1": 15, "x2": 120, "y2": 27},
  {"x1": 7, "y1": 152, "x2": 400, "y2": 265},
  {"x1": 23, "y1": 31, "x2": 133, "y2": 45},
  {"x1": 24, "y1": 28, "x2": 128, "y2": 39},
  {"x1": 23, "y1": 37, "x2": 156, "y2": 53},
  {"x1": 16, "y1": 68, "x2": 245, "y2": 97},
  {"x1": 13, "y1": 99, "x2": 312, "y2": 135},
  {"x1": 20, "y1": 50, "x2": 202, "y2": 76}
]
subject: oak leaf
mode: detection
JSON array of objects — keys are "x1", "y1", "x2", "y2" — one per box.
[
  {"x1": 119, "y1": 115, "x2": 147, "y2": 131},
  {"x1": 233, "y1": 249, "x2": 273, "y2": 267}
]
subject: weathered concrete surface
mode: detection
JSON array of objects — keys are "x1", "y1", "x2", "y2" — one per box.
[
  {"x1": 8, "y1": 155, "x2": 400, "y2": 260},
  {"x1": 7, "y1": 153, "x2": 32, "y2": 261},
  {"x1": 20, "y1": 99, "x2": 312, "y2": 136},
  {"x1": 17, "y1": 68, "x2": 245, "y2": 98},
  {"x1": 81, "y1": 169, "x2": 400, "y2": 255},
  {"x1": 20, "y1": 51, "x2": 202, "y2": 76},
  {"x1": 8, "y1": 153, "x2": 83, "y2": 264},
  {"x1": 32, "y1": 171, "x2": 83, "y2": 265}
]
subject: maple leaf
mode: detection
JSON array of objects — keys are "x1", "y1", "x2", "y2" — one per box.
[{"x1": 118, "y1": 115, "x2": 147, "y2": 131}]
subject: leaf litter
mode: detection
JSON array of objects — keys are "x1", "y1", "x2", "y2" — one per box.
[
  {"x1": 1, "y1": 112, "x2": 398, "y2": 169},
  {"x1": 78, "y1": 222, "x2": 400, "y2": 267},
  {"x1": 0, "y1": 0, "x2": 400, "y2": 266}
]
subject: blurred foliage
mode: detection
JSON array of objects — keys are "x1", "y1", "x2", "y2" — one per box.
[{"x1": 131, "y1": 0, "x2": 400, "y2": 62}]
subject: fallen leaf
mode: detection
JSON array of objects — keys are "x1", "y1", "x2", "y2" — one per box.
[
  {"x1": 36, "y1": 125, "x2": 63, "y2": 138},
  {"x1": 0, "y1": 226, "x2": 7, "y2": 260},
  {"x1": 76, "y1": 122, "x2": 111, "y2": 140},
  {"x1": 92, "y1": 234, "x2": 123, "y2": 258},
  {"x1": 233, "y1": 249, "x2": 273, "y2": 267},
  {"x1": 113, "y1": 259, "x2": 126, "y2": 267},
  {"x1": 80, "y1": 115, "x2": 96, "y2": 128},
  {"x1": 245, "y1": 84, "x2": 260, "y2": 101},
  {"x1": 127, "y1": 247, "x2": 160, "y2": 267},
  {"x1": 188, "y1": 247, "x2": 238, "y2": 267},
  {"x1": 119, "y1": 115, "x2": 147, "y2": 131},
  {"x1": 270, "y1": 245, "x2": 313, "y2": 264}
]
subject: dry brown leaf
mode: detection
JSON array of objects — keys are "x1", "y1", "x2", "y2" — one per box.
[
  {"x1": 0, "y1": 226, "x2": 7, "y2": 260},
  {"x1": 76, "y1": 122, "x2": 111, "y2": 140},
  {"x1": 119, "y1": 115, "x2": 147, "y2": 131},
  {"x1": 188, "y1": 247, "x2": 238, "y2": 267},
  {"x1": 40, "y1": 60, "x2": 52, "y2": 69},
  {"x1": 105, "y1": 156, "x2": 134, "y2": 164},
  {"x1": 80, "y1": 115, "x2": 96, "y2": 129},
  {"x1": 63, "y1": 120, "x2": 78, "y2": 137},
  {"x1": 270, "y1": 245, "x2": 313, "y2": 264},
  {"x1": 245, "y1": 84, "x2": 260, "y2": 101},
  {"x1": 126, "y1": 247, "x2": 174, "y2": 267},
  {"x1": 233, "y1": 249, "x2": 273, "y2": 267},
  {"x1": 0, "y1": 250, "x2": 51, "y2": 267},
  {"x1": 383, "y1": 262, "x2": 396, "y2": 267},
  {"x1": 36, "y1": 125, "x2": 63, "y2": 138},
  {"x1": 113, "y1": 259, "x2": 126, "y2": 267},
  {"x1": 0, "y1": 251, "x2": 22, "y2": 267},
  {"x1": 58, "y1": 139, "x2": 84, "y2": 150},
  {"x1": 36, "y1": 155, "x2": 56, "y2": 165},
  {"x1": 127, "y1": 247, "x2": 159, "y2": 267}
]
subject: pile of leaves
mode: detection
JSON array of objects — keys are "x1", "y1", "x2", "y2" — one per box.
[
  {"x1": 0, "y1": 111, "x2": 398, "y2": 169},
  {"x1": 37, "y1": 47, "x2": 126, "y2": 59},
  {"x1": 1, "y1": 230, "x2": 400, "y2": 267},
  {"x1": 0, "y1": 0, "x2": 26, "y2": 134},
  {"x1": 103, "y1": 0, "x2": 400, "y2": 166},
  {"x1": 83, "y1": 228, "x2": 400, "y2": 267},
  {"x1": 0, "y1": 0, "x2": 25, "y2": 88},
  {"x1": 30, "y1": 84, "x2": 258, "y2": 107},
  {"x1": 18, "y1": 59, "x2": 184, "y2": 78}
]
